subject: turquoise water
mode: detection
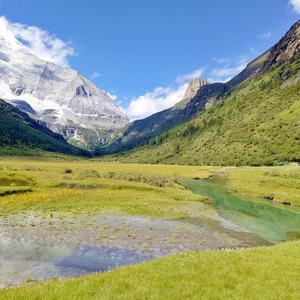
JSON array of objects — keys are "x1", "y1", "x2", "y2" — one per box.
[{"x1": 186, "y1": 179, "x2": 300, "y2": 244}]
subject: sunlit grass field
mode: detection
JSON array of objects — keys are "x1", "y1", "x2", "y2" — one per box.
[
  {"x1": 0, "y1": 157, "x2": 300, "y2": 299},
  {"x1": 0, "y1": 158, "x2": 214, "y2": 217},
  {"x1": 222, "y1": 166, "x2": 300, "y2": 206}
]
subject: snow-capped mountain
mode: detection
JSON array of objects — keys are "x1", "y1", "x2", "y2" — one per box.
[{"x1": 0, "y1": 18, "x2": 128, "y2": 148}]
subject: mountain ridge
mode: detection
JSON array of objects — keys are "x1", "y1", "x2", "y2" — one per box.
[{"x1": 97, "y1": 77, "x2": 211, "y2": 154}]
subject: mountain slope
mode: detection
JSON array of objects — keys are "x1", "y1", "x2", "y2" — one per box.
[
  {"x1": 0, "y1": 18, "x2": 128, "y2": 149},
  {"x1": 100, "y1": 44, "x2": 269, "y2": 155},
  {"x1": 106, "y1": 20, "x2": 300, "y2": 166},
  {"x1": 98, "y1": 77, "x2": 211, "y2": 154},
  {"x1": 0, "y1": 99, "x2": 88, "y2": 156},
  {"x1": 101, "y1": 21, "x2": 300, "y2": 156}
]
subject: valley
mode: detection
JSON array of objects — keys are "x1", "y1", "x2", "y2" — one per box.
[{"x1": 0, "y1": 5, "x2": 299, "y2": 300}]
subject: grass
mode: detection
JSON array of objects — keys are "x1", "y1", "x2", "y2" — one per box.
[
  {"x1": 0, "y1": 171, "x2": 34, "y2": 196},
  {"x1": 0, "y1": 158, "x2": 213, "y2": 217},
  {"x1": 222, "y1": 165, "x2": 300, "y2": 206},
  {"x1": 1, "y1": 242, "x2": 299, "y2": 300},
  {"x1": 1, "y1": 157, "x2": 216, "y2": 178},
  {"x1": 1, "y1": 158, "x2": 299, "y2": 212}
]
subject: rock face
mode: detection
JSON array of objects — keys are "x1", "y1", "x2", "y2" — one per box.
[
  {"x1": 262, "y1": 20, "x2": 300, "y2": 72},
  {"x1": 0, "y1": 19, "x2": 128, "y2": 148},
  {"x1": 177, "y1": 78, "x2": 209, "y2": 108}
]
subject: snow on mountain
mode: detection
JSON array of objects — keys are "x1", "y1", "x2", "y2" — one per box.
[{"x1": 0, "y1": 17, "x2": 128, "y2": 148}]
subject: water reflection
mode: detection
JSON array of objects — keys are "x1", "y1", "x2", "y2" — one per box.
[
  {"x1": 55, "y1": 246, "x2": 154, "y2": 276},
  {"x1": 0, "y1": 239, "x2": 154, "y2": 287}
]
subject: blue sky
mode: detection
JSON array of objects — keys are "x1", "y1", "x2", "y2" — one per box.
[{"x1": 0, "y1": 0, "x2": 299, "y2": 119}]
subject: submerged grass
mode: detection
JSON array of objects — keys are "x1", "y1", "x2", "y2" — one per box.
[{"x1": 1, "y1": 242, "x2": 299, "y2": 300}]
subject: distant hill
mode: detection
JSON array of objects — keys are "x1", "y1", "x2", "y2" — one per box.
[
  {"x1": 0, "y1": 99, "x2": 88, "y2": 156},
  {"x1": 105, "y1": 20, "x2": 300, "y2": 166}
]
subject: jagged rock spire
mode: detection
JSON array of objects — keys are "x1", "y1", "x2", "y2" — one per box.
[{"x1": 178, "y1": 78, "x2": 209, "y2": 107}]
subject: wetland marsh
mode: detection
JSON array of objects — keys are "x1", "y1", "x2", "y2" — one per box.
[{"x1": 0, "y1": 158, "x2": 299, "y2": 299}]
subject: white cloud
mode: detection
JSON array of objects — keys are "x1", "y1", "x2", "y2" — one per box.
[
  {"x1": 208, "y1": 56, "x2": 249, "y2": 83},
  {"x1": 126, "y1": 84, "x2": 188, "y2": 120},
  {"x1": 126, "y1": 67, "x2": 206, "y2": 120},
  {"x1": 90, "y1": 71, "x2": 101, "y2": 80},
  {"x1": 0, "y1": 16, "x2": 75, "y2": 67},
  {"x1": 176, "y1": 67, "x2": 206, "y2": 83},
  {"x1": 125, "y1": 55, "x2": 251, "y2": 120},
  {"x1": 258, "y1": 31, "x2": 272, "y2": 39},
  {"x1": 289, "y1": 0, "x2": 300, "y2": 13}
]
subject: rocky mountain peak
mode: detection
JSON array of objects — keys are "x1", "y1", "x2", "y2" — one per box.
[
  {"x1": 176, "y1": 77, "x2": 209, "y2": 108},
  {"x1": 184, "y1": 78, "x2": 209, "y2": 99}
]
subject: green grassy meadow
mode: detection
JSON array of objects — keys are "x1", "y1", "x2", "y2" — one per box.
[
  {"x1": 0, "y1": 157, "x2": 300, "y2": 299},
  {"x1": 221, "y1": 165, "x2": 300, "y2": 206},
  {"x1": 0, "y1": 158, "x2": 214, "y2": 217}
]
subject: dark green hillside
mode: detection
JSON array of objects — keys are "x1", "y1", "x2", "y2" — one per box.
[{"x1": 0, "y1": 100, "x2": 88, "y2": 156}]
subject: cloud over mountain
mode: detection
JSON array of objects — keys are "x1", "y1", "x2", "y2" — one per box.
[{"x1": 0, "y1": 16, "x2": 75, "y2": 67}]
